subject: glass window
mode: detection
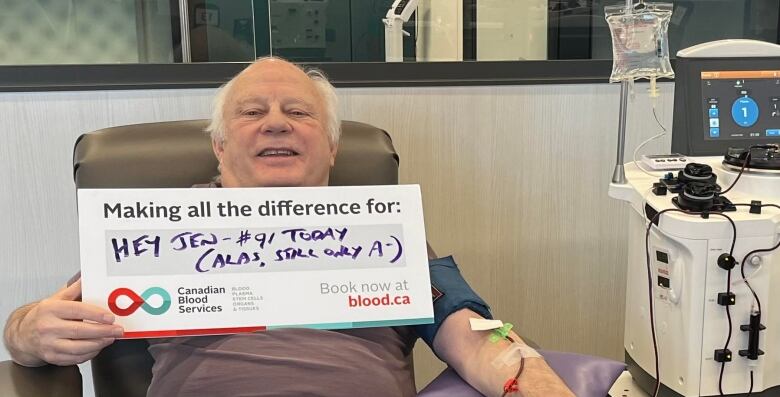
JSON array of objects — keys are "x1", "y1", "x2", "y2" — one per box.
[
  {"x1": 186, "y1": 0, "x2": 780, "y2": 62},
  {"x1": 587, "y1": 0, "x2": 780, "y2": 60},
  {"x1": 1, "y1": 0, "x2": 779, "y2": 65},
  {"x1": 0, "y1": 0, "x2": 177, "y2": 65},
  {"x1": 266, "y1": 0, "x2": 416, "y2": 62},
  {"x1": 183, "y1": 0, "x2": 257, "y2": 62}
]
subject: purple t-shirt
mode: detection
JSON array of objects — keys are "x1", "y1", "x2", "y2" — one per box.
[
  {"x1": 146, "y1": 327, "x2": 418, "y2": 396},
  {"x1": 70, "y1": 252, "x2": 418, "y2": 396},
  {"x1": 146, "y1": 180, "x2": 418, "y2": 396}
]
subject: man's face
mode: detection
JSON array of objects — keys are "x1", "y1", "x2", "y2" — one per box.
[{"x1": 213, "y1": 60, "x2": 337, "y2": 188}]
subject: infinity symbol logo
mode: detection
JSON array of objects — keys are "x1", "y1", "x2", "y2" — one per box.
[{"x1": 108, "y1": 287, "x2": 171, "y2": 316}]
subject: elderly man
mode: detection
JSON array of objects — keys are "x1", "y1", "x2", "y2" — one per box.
[{"x1": 3, "y1": 58, "x2": 573, "y2": 396}]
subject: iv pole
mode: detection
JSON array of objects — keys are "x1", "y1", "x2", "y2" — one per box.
[{"x1": 611, "y1": 0, "x2": 635, "y2": 184}]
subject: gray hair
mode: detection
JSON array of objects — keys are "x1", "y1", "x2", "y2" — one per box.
[{"x1": 206, "y1": 56, "x2": 341, "y2": 146}]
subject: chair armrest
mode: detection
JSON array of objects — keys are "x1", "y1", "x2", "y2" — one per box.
[
  {"x1": 0, "y1": 360, "x2": 81, "y2": 397},
  {"x1": 417, "y1": 367, "x2": 482, "y2": 397},
  {"x1": 417, "y1": 350, "x2": 626, "y2": 397},
  {"x1": 540, "y1": 349, "x2": 626, "y2": 397}
]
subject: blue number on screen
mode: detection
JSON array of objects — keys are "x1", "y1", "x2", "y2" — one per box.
[{"x1": 732, "y1": 96, "x2": 759, "y2": 127}]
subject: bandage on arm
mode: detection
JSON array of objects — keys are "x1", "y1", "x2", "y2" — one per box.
[{"x1": 432, "y1": 309, "x2": 574, "y2": 397}]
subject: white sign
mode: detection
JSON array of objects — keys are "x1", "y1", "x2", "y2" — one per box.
[{"x1": 78, "y1": 185, "x2": 433, "y2": 338}]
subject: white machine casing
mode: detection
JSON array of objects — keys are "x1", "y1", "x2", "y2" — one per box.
[
  {"x1": 608, "y1": 39, "x2": 780, "y2": 396},
  {"x1": 610, "y1": 159, "x2": 780, "y2": 396}
]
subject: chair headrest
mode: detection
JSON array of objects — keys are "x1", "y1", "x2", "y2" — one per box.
[{"x1": 73, "y1": 120, "x2": 399, "y2": 188}]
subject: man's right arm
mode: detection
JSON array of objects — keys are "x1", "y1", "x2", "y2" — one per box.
[{"x1": 3, "y1": 280, "x2": 123, "y2": 367}]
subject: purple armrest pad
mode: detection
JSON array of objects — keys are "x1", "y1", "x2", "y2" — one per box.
[{"x1": 417, "y1": 349, "x2": 626, "y2": 397}]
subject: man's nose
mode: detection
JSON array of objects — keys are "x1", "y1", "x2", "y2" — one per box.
[{"x1": 262, "y1": 108, "x2": 291, "y2": 134}]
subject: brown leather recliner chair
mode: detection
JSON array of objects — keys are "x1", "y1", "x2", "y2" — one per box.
[{"x1": 0, "y1": 119, "x2": 399, "y2": 397}]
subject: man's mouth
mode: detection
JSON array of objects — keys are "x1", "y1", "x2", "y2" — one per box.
[{"x1": 258, "y1": 148, "x2": 299, "y2": 157}]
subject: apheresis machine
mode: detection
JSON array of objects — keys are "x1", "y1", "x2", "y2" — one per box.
[{"x1": 610, "y1": 40, "x2": 780, "y2": 396}]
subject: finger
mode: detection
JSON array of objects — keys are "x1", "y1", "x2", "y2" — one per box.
[
  {"x1": 53, "y1": 279, "x2": 82, "y2": 301},
  {"x1": 56, "y1": 321, "x2": 124, "y2": 340},
  {"x1": 51, "y1": 337, "x2": 115, "y2": 356},
  {"x1": 49, "y1": 301, "x2": 115, "y2": 324}
]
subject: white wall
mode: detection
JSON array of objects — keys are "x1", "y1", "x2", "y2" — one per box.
[
  {"x1": 0, "y1": 81, "x2": 675, "y2": 391},
  {"x1": 0, "y1": 88, "x2": 217, "y2": 324}
]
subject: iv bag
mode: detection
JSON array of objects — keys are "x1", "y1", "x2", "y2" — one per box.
[{"x1": 605, "y1": 3, "x2": 675, "y2": 83}]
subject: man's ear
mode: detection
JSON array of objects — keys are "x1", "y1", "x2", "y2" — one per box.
[
  {"x1": 212, "y1": 138, "x2": 225, "y2": 163},
  {"x1": 329, "y1": 143, "x2": 338, "y2": 167}
]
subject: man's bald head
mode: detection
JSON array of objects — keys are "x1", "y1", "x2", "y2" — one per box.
[
  {"x1": 207, "y1": 57, "x2": 340, "y2": 146},
  {"x1": 207, "y1": 56, "x2": 340, "y2": 188}
]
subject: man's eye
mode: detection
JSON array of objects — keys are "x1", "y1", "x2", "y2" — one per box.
[
  {"x1": 243, "y1": 109, "x2": 264, "y2": 116},
  {"x1": 289, "y1": 110, "x2": 309, "y2": 117}
]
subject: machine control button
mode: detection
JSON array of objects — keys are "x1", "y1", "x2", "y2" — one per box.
[
  {"x1": 717, "y1": 253, "x2": 736, "y2": 270},
  {"x1": 652, "y1": 183, "x2": 668, "y2": 196},
  {"x1": 750, "y1": 200, "x2": 762, "y2": 214},
  {"x1": 714, "y1": 349, "x2": 732, "y2": 362},
  {"x1": 718, "y1": 292, "x2": 736, "y2": 306}
]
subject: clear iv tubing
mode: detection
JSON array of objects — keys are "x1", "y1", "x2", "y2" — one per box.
[{"x1": 632, "y1": 105, "x2": 667, "y2": 177}]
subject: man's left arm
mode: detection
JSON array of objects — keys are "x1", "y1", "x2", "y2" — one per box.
[
  {"x1": 418, "y1": 248, "x2": 573, "y2": 397},
  {"x1": 432, "y1": 308, "x2": 574, "y2": 397}
]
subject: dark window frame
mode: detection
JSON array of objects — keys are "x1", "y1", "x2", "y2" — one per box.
[{"x1": 0, "y1": 59, "x2": 641, "y2": 92}]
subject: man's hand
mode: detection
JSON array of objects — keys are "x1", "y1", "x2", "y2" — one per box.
[{"x1": 3, "y1": 279, "x2": 123, "y2": 367}]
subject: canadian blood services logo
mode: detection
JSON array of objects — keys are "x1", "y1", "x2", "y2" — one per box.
[{"x1": 108, "y1": 287, "x2": 172, "y2": 316}]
